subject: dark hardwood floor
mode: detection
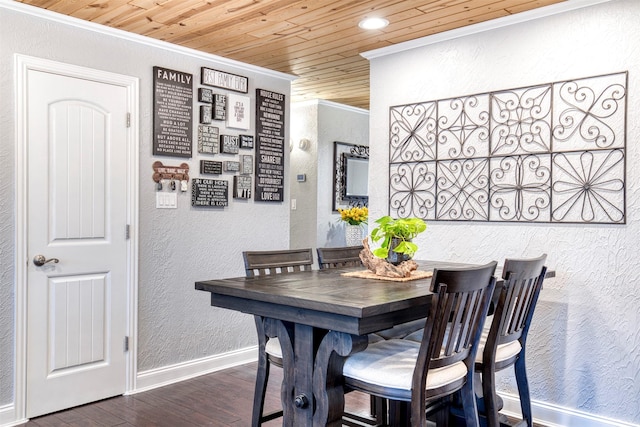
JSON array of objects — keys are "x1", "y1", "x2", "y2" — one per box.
[
  {"x1": 25, "y1": 362, "x2": 543, "y2": 426},
  {"x1": 25, "y1": 362, "x2": 371, "y2": 426}
]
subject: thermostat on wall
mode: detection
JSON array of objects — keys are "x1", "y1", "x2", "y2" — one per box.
[{"x1": 296, "y1": 174, "x2": 306, "y2": 182}]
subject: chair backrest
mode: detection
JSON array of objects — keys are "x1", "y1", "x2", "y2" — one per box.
[
  {"x1": 485, "y1": 254, "x2": 547, "y2": 356},
  {"x1": 242, "y1": 248, "x2": 314, "y2": 277},
  {"x1": 316, "y1": 245, "x2": 364, "y2": 269},
  {"x1": 413, "y1": 262, "x2": 497, "y2": 395}
]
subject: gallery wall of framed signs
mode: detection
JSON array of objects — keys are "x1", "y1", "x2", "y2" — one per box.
[{"x1": 152, "y1": 65, "x2": 286, "y2": 208}]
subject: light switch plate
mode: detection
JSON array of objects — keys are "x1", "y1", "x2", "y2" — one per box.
[{"x1": 156, "y1": 192, "x2": 177, "y2": 209}]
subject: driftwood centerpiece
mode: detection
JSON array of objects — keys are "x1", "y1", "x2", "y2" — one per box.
[{"x1": 360, "y1": 238, "x2": 418, "y2": 278}]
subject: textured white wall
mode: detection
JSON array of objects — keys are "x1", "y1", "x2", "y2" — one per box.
[
  {"x1": 289, "y1": 101, "x2": 319, "y2": 251},
  {"x1": 290, "y1": 100, "x2": 369, "y2": 252},
  {"x1": 0, "y1": 4, "x2": 291, "y2": 407},
  {"x1": 368, "y1": 0, "x2": 639, "y2": 424},
  {"x1": 316, "y1": 102, "x2": 370, "y2": 247}
]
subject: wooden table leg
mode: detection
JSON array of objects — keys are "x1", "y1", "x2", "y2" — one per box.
[
  {"x1": 266, "y1": 321, "x2": 368, "y2": 427},
  {"x1": 264, "y1": 319, "x2": 295, "y2": 426},
  {"x1": 293, "y1": 323, "x2": 315, "y2": 426},
  {"x1": 312, "y1": 331, "x2": 368, "y2": 426}
]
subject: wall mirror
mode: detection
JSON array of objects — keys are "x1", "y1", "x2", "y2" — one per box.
[{"x1": 333, "y1": 141, "x2": 369, "y2": 211}]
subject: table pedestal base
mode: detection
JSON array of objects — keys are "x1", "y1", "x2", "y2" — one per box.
[{"x1": 265, "y1": 319, "x2": 368, "y2": 426}]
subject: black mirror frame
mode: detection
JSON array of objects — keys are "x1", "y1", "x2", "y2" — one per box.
[{"x1": 333, "y1": 141, "x2": 369, "y2": 212}]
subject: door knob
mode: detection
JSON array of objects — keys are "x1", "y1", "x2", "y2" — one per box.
[{"x1": 33, "y1": 255, "x2": 59, "y2": 267}]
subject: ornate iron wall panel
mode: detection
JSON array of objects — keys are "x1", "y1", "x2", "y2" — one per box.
[
  {"x1": 389, "y1": 102, "x2": 437, "y2": 163},
  {"x1": 388, "y1": 71, "x2": 627, "y2": 224},
  {"x1": 438, "y1": 95, "x2": 490, "y2": 159},
  {"x1": 389, "y1": 162, "x2": 436, "y2": 219},
  {"x1": 437, "y1": 158, "x2": 489, "y2": 221}
]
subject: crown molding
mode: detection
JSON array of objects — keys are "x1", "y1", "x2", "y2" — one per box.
[
  {"x1": 0, "y1": 0, "x2": 296, "y2": 82},
  {"x1": 362, "y1": 0, "x2": 615, "y2": 60},
  {"x1": 293, "y1": 99, "x2": 369, "y2": 115}
]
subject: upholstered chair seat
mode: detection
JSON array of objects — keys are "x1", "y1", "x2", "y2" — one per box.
[
  {"x1": 404, "y1": 320, "x2": 523, "y2": 365},
  {"x1": 374, "y1": 318, "x2": 426, "y2": 340},
  {"x1": 264, "y1": 337, "x2": 282, "y2": 359},
  {"x1": 343, "y1": 339, "x2": 468, "y2": 397}
]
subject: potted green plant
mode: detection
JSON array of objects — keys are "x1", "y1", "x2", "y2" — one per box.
[{"x1": 370, "y1": 216, "x2": 427, "y2": 265}]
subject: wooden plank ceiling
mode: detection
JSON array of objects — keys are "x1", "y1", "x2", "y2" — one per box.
[{"x1": 17, "y1": 0, "x2": 566, "y2": 110}]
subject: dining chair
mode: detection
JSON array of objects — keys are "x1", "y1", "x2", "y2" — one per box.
[
  {"x1": 342, "y1": 261, "x2": 498, "y2": 427},
  {"x1": 474, "y1": 254, "x2": 547, "y2": 427},
  {"x1": 316, "y1": 245, "x2": 363, "y2": 269},
  {"x1": 242, "y1": 248, "x2": 314, "y2": 427}
]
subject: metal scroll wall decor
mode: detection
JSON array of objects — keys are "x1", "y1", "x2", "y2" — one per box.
[
  {"x1": 333, "y1": 141, "x2": 370, "y2": 211},
  {"x1": 388, "y1": 71, "x2": 627, "y2": 224}
]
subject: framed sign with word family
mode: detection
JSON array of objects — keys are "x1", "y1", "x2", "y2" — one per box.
[{"x1": 153, "y1": 66, "x2": 193, "y2": 157}]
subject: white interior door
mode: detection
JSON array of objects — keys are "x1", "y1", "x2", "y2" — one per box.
[{"x1": 25, "y1": 66, "x2": 131, "y2": 418}]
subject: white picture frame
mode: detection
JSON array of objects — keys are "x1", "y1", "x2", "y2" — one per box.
[{"x1": 226, "y1": 93, "x2": 251, "y2": 130}]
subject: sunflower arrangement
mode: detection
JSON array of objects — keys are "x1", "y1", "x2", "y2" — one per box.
[{"x1": 338, "y1": 206, "x2": 368, "y2": 226}]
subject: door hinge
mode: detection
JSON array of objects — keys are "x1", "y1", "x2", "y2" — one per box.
[
  {"x1": 125, "y1": 224, "x2": 130, "y2": 240},
  {"x1": 126, "y1": 112, "x2": 131, "y2": 128},
  {"x1": 124, "y1": 336, "x2": 130, "y2": 352}
]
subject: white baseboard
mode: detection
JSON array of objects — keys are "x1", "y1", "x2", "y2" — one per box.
[
  {"x1": 501, "y1": 392, "x2": 638, "y2": 427},
  {"x1": 0, "y1": 404, "x2": 26, "y2": 427},
  {"x1": 133, "y1": 346, "x2": 258, "y2": 394}
]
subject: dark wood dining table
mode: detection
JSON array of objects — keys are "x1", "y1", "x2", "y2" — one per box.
[{"x1": 195, "y1": 260, "x2": 483, "y2": 426}]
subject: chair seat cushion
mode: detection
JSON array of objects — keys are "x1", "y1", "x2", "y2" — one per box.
[
  {"x1": 403, "y1": 328, "x2": 423, "y2": 343},
  {"x1": 267, "y1": 334, "x2": 384, "y2": 359},
  {"x1": 264, "y1": 334, "x2": 384, "y2": 359},
  {"x1": 403, "y1": 321, "x2": 522, "y2": 364},
  {"x1": 265, "y1": 337, "x2": 282, "y2": 359},
  {"x1": 375, "y1": 318, "x2": 426, "y2": 340},
  {"x1": 343, "y1": 339, "x2": 467, "y2": 391},
  {"x1": 476, "y1": 328, "x2": 522, "y2": 364},
  {"x1": 367, "y1": 333, "x2": 385, "y2": 344}
]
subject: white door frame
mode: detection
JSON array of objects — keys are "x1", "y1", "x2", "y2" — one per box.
[{"x1": 14, "y1": 54, "x2": 139, "y2": 421}]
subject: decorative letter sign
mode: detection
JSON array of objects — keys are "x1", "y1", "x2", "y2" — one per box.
[
  {"x1": 220, "y1": 135, "x2": 239, "y2": 154},
  {"x1": 153, "y1": 66, "x2": 193, "y2": 157},
  {"x1": 200, "y1": 160, "x2": 222, "y2": 175},
  {"x1": 197, "y1": 125, "x2": 219, "y2": 154},
  {"x1": 234, "y1": 176, "x2": 252, "y2": 199},
  {"x1": 191, "y1": 178, "x2": 228, "y2": 207},
  {"x1": 201, "y1": 67, "x2": 248, "y2": 93},
  {"x1": 255, "y1": 89, "x2": 285, "y2": 202}
]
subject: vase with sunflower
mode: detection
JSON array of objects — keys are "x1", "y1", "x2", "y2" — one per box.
[{"x1": 338, "y1": 206, "x2": 368, "y2": 246}]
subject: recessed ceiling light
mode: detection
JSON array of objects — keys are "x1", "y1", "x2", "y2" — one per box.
[{"x1": 358, "y1": 17, "x2": 389, "y2": 30}]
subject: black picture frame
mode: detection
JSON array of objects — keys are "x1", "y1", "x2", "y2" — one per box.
[{"x1": 332, "y1": 141, "x2": 369, "y2": 211}]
